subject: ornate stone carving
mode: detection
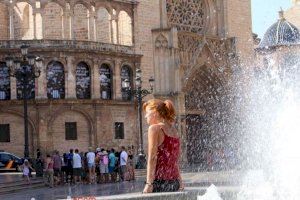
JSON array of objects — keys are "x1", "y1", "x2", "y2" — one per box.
[
  {"x1": 155, "y1": 34, "x2": 168, "y2": 48},
  {"x1": 166, "y1": 0, "x2": 207, "y2": 34},
  {"x1": 178, "y1": 32, "x2": 236, "y2": 71}
]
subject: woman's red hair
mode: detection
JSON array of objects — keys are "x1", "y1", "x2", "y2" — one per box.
[{"x1": 143, "y1": 99, "x2": 176, "y2": 122}]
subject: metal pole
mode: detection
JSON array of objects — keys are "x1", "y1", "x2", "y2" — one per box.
[
  {"x1": 22, "y1": 73, "x2": 29, "y2": 159},
  {"x1": 137, "y1": 86, "x2": 143, "y2": 155},
  {"x1": 137, "y1": 86, "x2": 146, "y2": 169}
]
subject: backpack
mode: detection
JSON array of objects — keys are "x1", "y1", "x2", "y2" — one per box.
[{"x1": 103, "y1": 155, "x2": 109, "y2": 165}]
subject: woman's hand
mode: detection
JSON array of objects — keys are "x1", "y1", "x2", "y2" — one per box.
[
  {"x1": 143, "y1": 184, "x2": 153, "y2": 193},
  {"x1": 179, "y1": 181, "x2": 184, "y2": 191}
]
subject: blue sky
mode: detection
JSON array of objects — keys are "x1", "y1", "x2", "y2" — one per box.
[{"x1": 252, "y1": 0, "x2": 292, "y2": 38}]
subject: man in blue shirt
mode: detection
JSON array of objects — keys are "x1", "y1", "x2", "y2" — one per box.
[{"x1": 108, "y1": 148, "x2": 116, "y2": 182}]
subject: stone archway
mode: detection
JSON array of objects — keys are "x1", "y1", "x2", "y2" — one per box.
[
  {"x1": 48, "y1": 108, "x2": 94, "y2": 154},
  {"x1": 184, "y1": 64, "x2": 229, "y2": 169},
  {"x1": 0, "y1": 109, "x2": 37, "y2": 157}
]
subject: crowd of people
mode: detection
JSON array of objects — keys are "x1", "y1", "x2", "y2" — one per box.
[{"x1": 31, "y1": 146, "x2": 135, "y2": 188}]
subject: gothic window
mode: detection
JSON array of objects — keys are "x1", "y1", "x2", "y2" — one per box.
[
  {"x1": 0, "y1": 62, "x2": 10, "y2": 100},
  {"x1": 65, "y1": 122, "x2": 77, "y2": 140},
  {"x1": 166, "y1": 0, "x2": 206, "y2": 34},
  {"x1": 16, "y1": 65, "x2": 35, "y2": 100},
  {"x1": 121, "y1": 65, "x2": 132, "y2": 101},
  {"x1": 47, "y1": 61, "x2": 65, "y2": 99},
  {"x1": 0, "y1": 124, "x2": 10, "y2": 142},
  {"x1": 76, "y1": 62, "x2": 91, "y2": 99},
  {"x1": 115, "y1": 122, "x2": 124, "y2": 139},
  {"x1": 99, "y1": 64, "x2": 112, "y2": 100}
]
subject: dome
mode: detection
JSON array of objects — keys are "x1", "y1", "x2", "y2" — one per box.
[{"x1": 258, "y1": 11, "x2": 300, "y2": 49}]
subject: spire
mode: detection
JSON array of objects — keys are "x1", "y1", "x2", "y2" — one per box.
[{"x1": 279, "y1": 8, "x2": 285, "y2": 20}]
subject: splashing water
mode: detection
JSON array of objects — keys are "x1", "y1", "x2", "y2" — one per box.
[
  {"x1": 236, "y1": 56, "x2": 300, "y2": 200},
  {"x1": 197, "y1": 184, "x2": 223, "y2": 200}
]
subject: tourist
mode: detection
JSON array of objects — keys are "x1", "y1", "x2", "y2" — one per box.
[
  {"x1": 120, "y1": 146, "x2": 128, "y2": 181},
  {"x1": 80, "y1": 152, "x2": 88, "y2": 184},
  {"x1": 53, "y1": 150, "x2": 62, "y2": 185},
  {"x1": 22, "y1": 159, "x2": 33, "y2": 184},
  {"x1": 108, "y1": 148, "x2": 117, "y2": 182},
  {"x1": 95, "y1": 148, "x2": 101, "y2": 183},
  {"x1": 66, "y1": 149, "x2": 74, "y2": 183},
  {"x1": 98, "y1": 149, "x2": 109, "y2": 183},
  {"x1": 86, "y1": 147, "x2": 96, "y2": 184},
  {"x1": 102, "y1": 150, "x2": 109, "y2": 183},
  {"x1": 44, "y1": 154, "x2": 54, "y2": 188},
  {"x1": 73, "y1": 149, "x2": 82, "y2": 184},
  {"x1": 126, "y1": 148, "x2": 135, "y2": 181},
  {"x1": 142, "y1": 99, "x2": 184, "y2": 193}
]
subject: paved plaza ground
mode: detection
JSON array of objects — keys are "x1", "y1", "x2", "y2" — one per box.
[{"x1": 0, "y1": 171, "x2": 245, "y2": 200}]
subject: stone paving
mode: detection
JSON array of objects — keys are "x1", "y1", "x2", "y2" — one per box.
[{"x1": 0, "y1": 170, "x2": 246, "y2": 200}]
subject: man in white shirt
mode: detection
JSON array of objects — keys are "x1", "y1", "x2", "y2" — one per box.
[
  {"x1": 86, "y1": 147, "x2": 96, "y2": 184},
  {"x1": 120, "y1": 146, "x2": 128, "y2": 181},
  {"x1": 72, "y1": 149, "x2": 82, "y2": 183}
]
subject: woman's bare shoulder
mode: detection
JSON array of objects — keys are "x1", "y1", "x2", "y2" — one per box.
[{"x1": 148, "y1": 124, "x2": 162, "y2": 132}]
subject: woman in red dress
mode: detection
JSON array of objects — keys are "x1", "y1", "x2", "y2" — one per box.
[{"x1": 142, "y1": 99, "x2": 184, "y2": 193}]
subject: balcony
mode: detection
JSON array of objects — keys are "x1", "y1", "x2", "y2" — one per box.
[{"x1": 0, "y1": 40, "x2": 137, "y2": 56}]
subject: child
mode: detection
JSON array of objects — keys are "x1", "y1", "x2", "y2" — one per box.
[{"x1": 22, "y1": 159, "x2": 33, "y2": 184}]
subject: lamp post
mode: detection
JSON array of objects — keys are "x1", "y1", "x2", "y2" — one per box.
[
  {"x1": 5, "y1": 44, "x2": 42, "y2": 159},
  {"x1": 123, "y1": 69, "x2": 154, "y2": 169}
]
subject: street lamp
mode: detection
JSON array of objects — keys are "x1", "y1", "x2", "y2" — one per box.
[
  {"x1": 5, "y1": 44, "x2": 42, "y2": 159},
  {"x1": 123, "y1": 68, "x2": 154, "y2": 169}
]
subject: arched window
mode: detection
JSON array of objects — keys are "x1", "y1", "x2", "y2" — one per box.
[
  {"x1": 121, "y1": 65, "x2": 132, "y2": 100},
  {"x1": 16, "y1": 65, "x2": 35, "y2": 100},
  {"x1": 76, "y1": 62, "x2": 91, "y2": 99},
  {"x1": 13, "y1": 2, "x2": 34, "y2": 39},
  {"x1": 0, "y1": 3, "x2": 9, "y2": 40},
  {"x1": 44, "y1": 2, "x2": 63, "y2": 39},
  {"x1": 47, "y1": 61, "x2": 65, "y2": 99},
  {"x1": 96, "y1": 7, "x2": 111, "y2": 43},
  {"x1": 0, "y1": 62, "x2": 10, "y2": 100},
  {"x1": 118, "y1": 11, "x2": 133, "y2": 45},
  {"x1": 74, "y1": 4, "x2": 89, "y2": 40},
  {"x1": 99, "y1": 64, "x2": 112, "y2": 100}
]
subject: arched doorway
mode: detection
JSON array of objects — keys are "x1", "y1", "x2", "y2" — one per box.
[{"x1": 185, "y1": 65, "x2": 228, "y2": 170}]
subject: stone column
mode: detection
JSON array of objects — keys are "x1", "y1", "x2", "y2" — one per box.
[
  {"x1": 10, "y1": 77, "x2": 16, "y2": 99},
  {"x1": 88, "y1": 10, "x2": 96, "y2": 41},
  {"x1": 66, "y1": 56, "x2": 76, "y2": 98},
  {"x1": 92, "y1": 59, "x2": 100, "y2": 99},
  {"x1": 114, "y1": 59, "x2": 122, "y2": 100},
  {"x1": 70, "y1": 13, "x2": 75, "y2": 40},
  {"x1": 9, "y1": 6, "x2": 14, "y2": 39},
  {"x1": 41, "y1": 11, "x2": 45, "y2": 39},
  {"x1": 116, "y1": 19, "x2": 119, "y2": 44},
  {"x1": 33, "y1": 10, "x2": 37, "y2": 39},
  {"x1": 160, "y1": 0, "x2": 168, "y2": 28},
  {"x1": 36, "y1": 66, "x2": 47, "y2": 99}
]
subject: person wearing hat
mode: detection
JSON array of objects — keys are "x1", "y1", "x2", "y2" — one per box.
[{"x1": 99, "y1": 150, "x2": 109, "y2": 183}]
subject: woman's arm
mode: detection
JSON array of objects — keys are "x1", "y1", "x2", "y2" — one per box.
[
  {"x1": 143, "y1": 125, "x2": 159, "y2": 193},
  {"x1": 177, "y1": 164, "x2": 184, "y2": 190}
]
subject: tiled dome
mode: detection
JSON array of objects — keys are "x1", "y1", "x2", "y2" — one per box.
[{"x1": 258, "y1": 11, "x2": 300, "y2": 48}]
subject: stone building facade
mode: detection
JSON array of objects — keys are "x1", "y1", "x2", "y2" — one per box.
[
  {"x1": 285, "y1": 0, "x2": 300, "y2": 29},
  {"x1": 0, "y1": 0, "x2": 254, "y2": 166}
]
